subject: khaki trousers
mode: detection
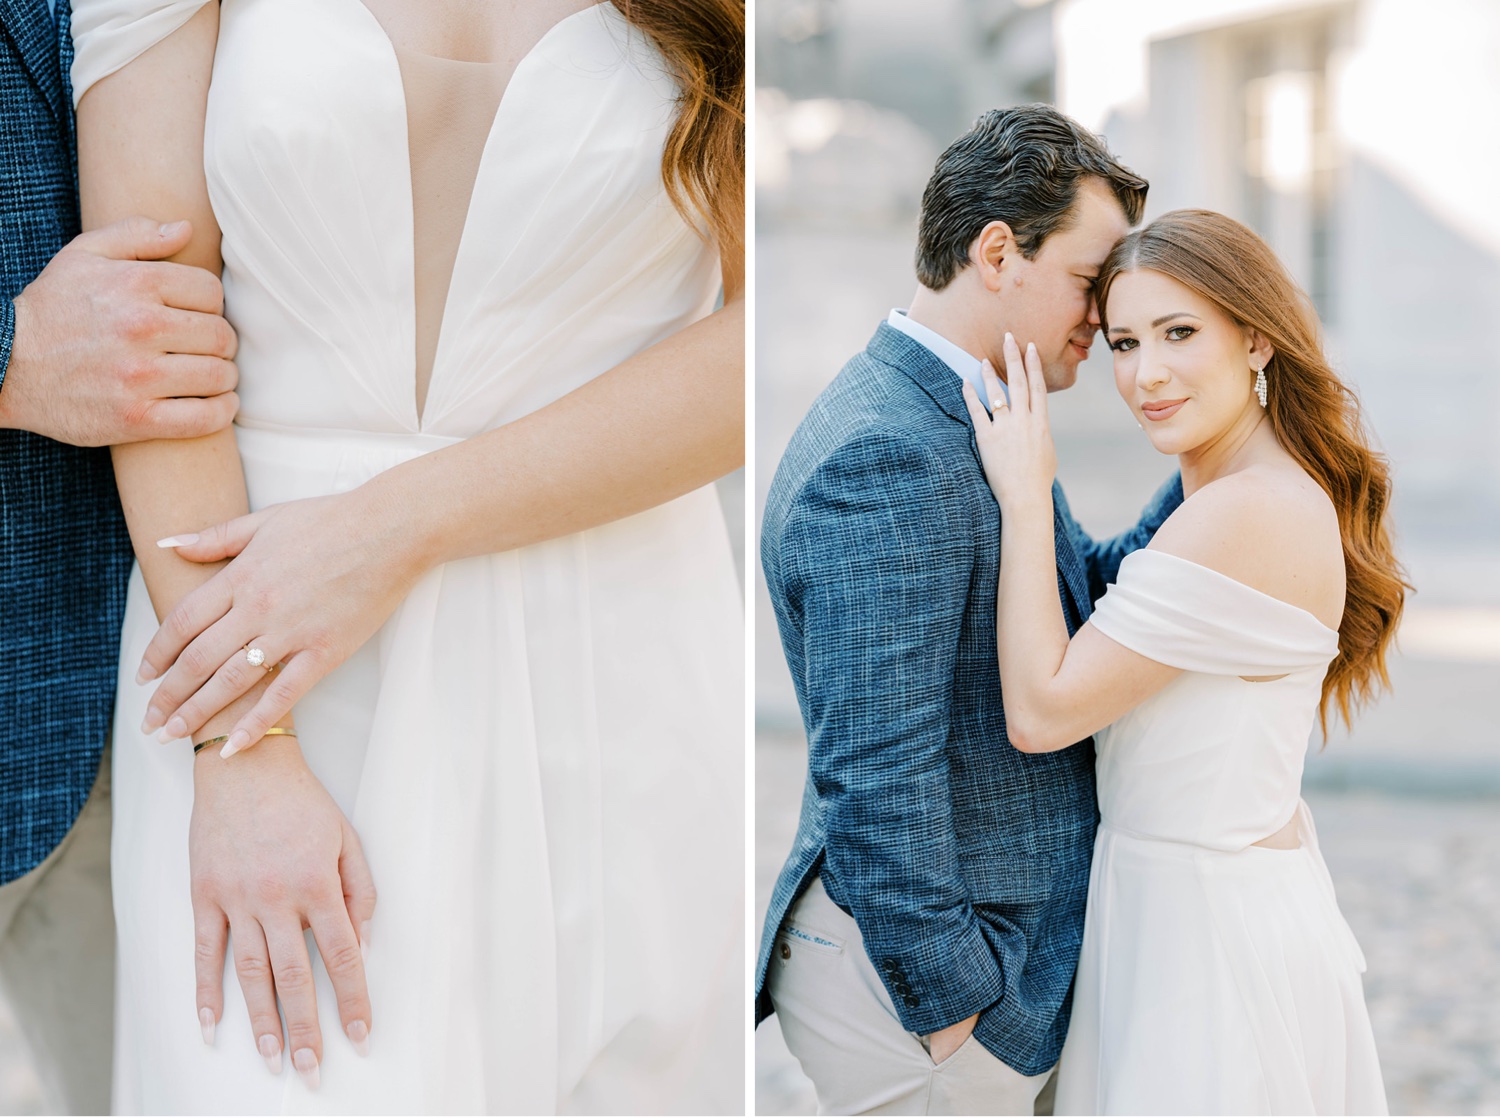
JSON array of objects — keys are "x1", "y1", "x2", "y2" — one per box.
[
  {"x1": 767, "y1": 877, "x2": 1056, "y2": 1116},
  {"x1": 0, "y1": 746, "x2": 113, "y2": 1116}
]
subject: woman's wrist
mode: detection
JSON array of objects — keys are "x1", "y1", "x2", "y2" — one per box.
[
  {"x1": 191, "y1": 676, "x2": 294, "y2": 745},
  {"x1": 359, "y1": 463, "x2": 448, "y2": 579},
  {"x1": 998, "y1": 490, "x2": 1054, "y2": 525}
]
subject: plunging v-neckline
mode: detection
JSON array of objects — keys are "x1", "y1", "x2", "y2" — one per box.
[{"x1": 345, "y1": 0, "x2": 606, "y2": 427}]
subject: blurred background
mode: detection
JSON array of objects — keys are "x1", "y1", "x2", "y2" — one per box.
[{"x1": 755, "y1": 0, "x2": 1500, "y2": 1113}]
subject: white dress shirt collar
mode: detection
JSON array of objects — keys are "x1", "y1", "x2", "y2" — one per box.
[{"x1": 886, "y1": 309, "x2": 1006, "y2": 409}]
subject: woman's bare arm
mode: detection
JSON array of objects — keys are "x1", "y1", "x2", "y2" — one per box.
[
  {"x1": 77, "y1": 7, "x2": 244, "y2": 635},
  {"x1": 76, "y1": 7, "x2": 374, "y2": 1080},
  {"x1": 136, "y1": 235, "x2": 744, "y2": 751},
  {"x1": 964, "y1": 336, "x2": 1182, "y2": 753}
]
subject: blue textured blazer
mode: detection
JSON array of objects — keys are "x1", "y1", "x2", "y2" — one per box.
[
  {"x1": 0, "y1": 0, "x2": 132, "y2": 886},
  {"x1": 756, "y1": 322, "x2": 1181, "y2": 1075}
]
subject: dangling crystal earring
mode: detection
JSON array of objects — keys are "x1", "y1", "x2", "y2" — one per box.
[{"x1": 1254, "y1": 365, "x2": 1267, "y2": 408}]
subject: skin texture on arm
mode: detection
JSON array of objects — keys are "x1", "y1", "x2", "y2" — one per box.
[
  {"x1": 76, "y1": 5, "x2": 243, "y2": 639},
  {"x1": 76, "y1": 8, "x2": 375, "y2": 1084},
  {"x1": 138, "y1": 230, "x2": 745, "y2": 754}
]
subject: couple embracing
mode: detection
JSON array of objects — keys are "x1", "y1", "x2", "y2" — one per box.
[
  {"x1": 2, "y1": 0, "x2": 744, "y2": 1113},
  {"x1": 757, "y1": 104, "x2": 1404, "y2": 1115}
]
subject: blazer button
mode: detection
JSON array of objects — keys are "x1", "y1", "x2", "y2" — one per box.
[
  {"x1": 889, "y1": 969, "x2": 907, "y2": 984},
  {"x1": 779, "y1": 942, "x2": 791, "y2": 960},
  {"x1": 904, "y1": 995, "x2": 920, "y2": 1008},
  {"x1": 882, "y1": 958, "x2": 899, "y2": 971},
  {"x1": 894, "y1": 982, "x2": 912, "y2": 997}
]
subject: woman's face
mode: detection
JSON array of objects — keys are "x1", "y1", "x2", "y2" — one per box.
[{"x1": 1104, "y1": 268, "x2": 1269, "y2": 456}]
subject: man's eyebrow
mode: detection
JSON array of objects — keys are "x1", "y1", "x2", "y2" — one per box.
[{"x1": 1151, "y1": 312, "x2": 1201, "y2": 327}]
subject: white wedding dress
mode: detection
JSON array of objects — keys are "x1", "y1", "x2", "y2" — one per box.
[
  {"x1": 1054, "y1": 550, "x2": 1386, "y2": 1115},
  {"x1": 74, "y1": 2, "x2": 744, "y2": 1113}
]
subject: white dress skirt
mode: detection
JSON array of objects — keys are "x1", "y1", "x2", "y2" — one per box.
[
  {"x1": 1054, "y1": 550, "x2": 1387, "y2": 1116},
  {"x1": 75, "y1": 1, "x2": 745, "y2": 1113}
]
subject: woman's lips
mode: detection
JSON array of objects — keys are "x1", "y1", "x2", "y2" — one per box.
[{"x1": 1141, "y1": 398, "x2": 1187, "y2": 422}]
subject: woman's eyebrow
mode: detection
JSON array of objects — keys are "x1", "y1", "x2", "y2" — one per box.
[{"x1": 1150, "y1": 312, "x2": 1201, "y2": 327}]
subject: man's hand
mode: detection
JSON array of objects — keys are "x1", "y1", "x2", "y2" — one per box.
[
  {"x1": 926, "y1": 1013, "x2": 979, "y2": 1065},
  {"x1": 140, "y1": 485, "x2": 427, "y2": 755},
  {"x1": 0, "y1": 216, "x2": 239, "y2": 446},
  {"x1": 191, "y1": 737, "x2": 376, "y2": 1088}
]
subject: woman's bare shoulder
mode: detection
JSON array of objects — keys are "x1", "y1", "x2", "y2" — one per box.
[{"x1": 1146, "y1": 464, "x2": 1344, "y2": 627}]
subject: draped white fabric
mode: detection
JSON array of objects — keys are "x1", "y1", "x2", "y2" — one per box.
[
  {"x1": 81, "y1": 2, "x2": 744, "y2": 1113},
  {"x1": 70, "y1": 0, "x2": 204, "y2": 99},
  {"x1": 1057, "y1": 550, "x2": 1385, "y2": 1115}
]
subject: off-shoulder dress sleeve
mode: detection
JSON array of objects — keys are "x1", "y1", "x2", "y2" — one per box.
[
  {"x1": 1088, "y1": 548, "x2": 1340, "y2": 677},
  {"x1": 71, "y1": 0, "x2": 213, "y2": 106}
]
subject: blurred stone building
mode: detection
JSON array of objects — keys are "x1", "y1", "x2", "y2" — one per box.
[
  {"x1": 1057, "y1": 0, "x2": 1500, "y2": 608},
  {"x1": 755, "y1": 5, "x2": 1500, "y2": 1111}
]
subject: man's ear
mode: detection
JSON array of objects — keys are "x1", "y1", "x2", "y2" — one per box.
[{"x1": 970, "y1": 221, "x2": 1015, "y2": 292}]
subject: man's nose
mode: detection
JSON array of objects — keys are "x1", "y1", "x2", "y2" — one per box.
[{"x1": 1087, "y1": 294, "x2": 1102, "y2": 328}]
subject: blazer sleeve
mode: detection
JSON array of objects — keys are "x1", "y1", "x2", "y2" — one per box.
[
  {"x1": 70, "y1": 0, "x2": 212, "y2": 105},
  {"x1": 779, "y1": 429, "x2": 1006, "y2": 1034},
  {"x1": 1062, "y1": 472, "x2": 1185, "y2": 606},
  {"x1": 0, "y1": 300, "x2": 14, "y2": 397}
]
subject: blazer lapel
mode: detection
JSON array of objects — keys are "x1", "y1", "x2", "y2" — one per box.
[
  {"x1": 868, "y1": 322, "x2": 1095, "y2": 625},
  {"x1": 1, "y1": 0, "x2": 67, "y2": 129},
  {"x1": 1051, "y1": 482, "x2": 1093, "y2": 625},
  {"x1": 868, "y1": 322, "x2": 973, "y2": 426}
]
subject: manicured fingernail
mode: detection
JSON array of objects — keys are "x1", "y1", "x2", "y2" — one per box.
[
  {"x1": 158, "y1": 716, "x2": 187, "y2": 743},
  {"x1": 199, "y1": 1008, "x2": 215, "y2": 1046},
  {"x1": 346, "y1": 1019, "x2": 370, "y2": 1058},
  {"x1": 158, "y1": 221, "x2": 187, "y2": 237},
  {"x1": 220, "y1": 730, "x2": 251, "y2": 759},
  {"x1": 258, "y1": 1033, "x2": 282, "y2": 1075},
  {"x1": 293, "y1": 1048, "x2": 320, "y2": 1089},
  {"x1": 156, "y1": 534, "x2": 199, "y2": 548},
  {"x1": 137, "y1": 661, "x2": 158, "y2": 683},
  {"x1": 141, "y1": 708, "x2": 163, "y2": 734}
]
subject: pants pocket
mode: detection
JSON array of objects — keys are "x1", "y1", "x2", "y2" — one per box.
[{"x1": 779, "y1": 920, "x2": 846, "y2": 958}]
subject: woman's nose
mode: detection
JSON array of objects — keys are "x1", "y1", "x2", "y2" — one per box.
[{"x1": 1136, "y1": 352, "x2": 1169, "y2": 390}]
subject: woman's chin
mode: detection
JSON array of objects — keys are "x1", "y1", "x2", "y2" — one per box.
[{"x1": 1140, "y1": 427, "x2": 1189, "y2": 456}]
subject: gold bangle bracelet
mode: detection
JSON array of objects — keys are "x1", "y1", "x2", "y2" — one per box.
[{"x1": 192, "y1": 726, "x2": 298, "y2": 755}]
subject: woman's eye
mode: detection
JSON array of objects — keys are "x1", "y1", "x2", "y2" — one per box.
[
  {"x1": 1166, "y1": 325, "x2": 1196, "y2": 341},
  {"x1": 1109, "y1": 337, "x2": 1137, "y2": 353}
]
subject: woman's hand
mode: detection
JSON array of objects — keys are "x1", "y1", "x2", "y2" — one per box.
[
  {"x1": 190, "y1": 737, "x2": 377, "y2": 1087},
  {"x1": 139, "y1": 485, "x2": 427, "y2": 757},
  {"x1": 961, "y1": 332, "x2": 1056, "y2": 512}
]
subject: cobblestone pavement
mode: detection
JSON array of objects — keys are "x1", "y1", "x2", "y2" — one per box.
[{"x1": 754, "y1": 727, "x2": 1500, "y2": 1116}]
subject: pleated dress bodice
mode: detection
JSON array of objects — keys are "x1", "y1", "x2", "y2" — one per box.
[{"x1": 1088, "y1": 548, "x2": 1341, "y2": 850}]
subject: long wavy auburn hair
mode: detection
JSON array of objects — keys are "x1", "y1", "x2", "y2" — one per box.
[
  {"x1": 615, "y1": 0, "x2": 745, "y2": 295},
  {"x1": 1097, "y1": 209, "x2": 1410, "y2": 735}
]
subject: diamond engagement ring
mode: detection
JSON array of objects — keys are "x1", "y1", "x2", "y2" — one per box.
[{"x1": 244, "y1": 645, "x2": 272, "y2": 671}]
